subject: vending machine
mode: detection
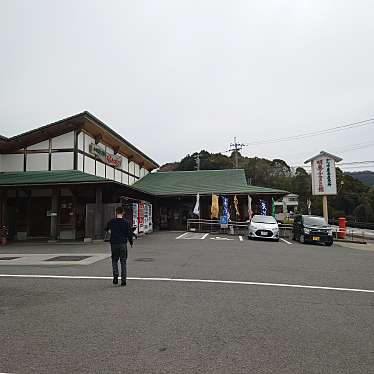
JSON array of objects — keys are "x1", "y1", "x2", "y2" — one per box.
[
  {"x1": 132, "y1": 203, "x2": 139, "y2": 236},
  {"x1": 144, "y1": 203, "x2": 149, "y2": 233},
  {"x1": 138, "y1": 202, "x2": 145, "y2": 235}
]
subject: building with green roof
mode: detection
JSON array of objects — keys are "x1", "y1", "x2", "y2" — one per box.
[
  {"x1": 0, "y1": 112, "x2": 287, "y2": 239},
  {"x1": 132, "y1": 169, "x2": 287, "y2": 230}
]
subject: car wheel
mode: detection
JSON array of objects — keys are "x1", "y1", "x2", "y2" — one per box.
[{"x1": 300, "y1": 234, "x2": 305, "y2": 244}]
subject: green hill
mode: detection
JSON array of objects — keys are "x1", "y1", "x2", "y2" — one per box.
[{"x1": 346, "y1": 171, "x2": 374, "y2": 186}]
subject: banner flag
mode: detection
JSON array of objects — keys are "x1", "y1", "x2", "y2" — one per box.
[
  {"x1": 272, "y1": 197, "x2": 276, "y2": 218},
  {"x1": 223, "y1": 196, "x2": 230, "y2": 221},
  {"x1": 193, "y1": 193, "x2": 200, "y2": 216},
  {"x1": 248, "y1": 195, "x2": 253, "y2": 220},
  {"x1": 211, "y1": 194, "x2": 219, "y2": 219},
  {"x1": 234, "y1": 195, "x2": 240, "y2": 218}
]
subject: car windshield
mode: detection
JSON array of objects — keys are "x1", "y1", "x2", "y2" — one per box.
[
  {"x1": 303, "y1": 216, "x2": 328, "y2": 226},
  {"x1": 252, "y1": 216, "x2": 277, "y2": 224}
]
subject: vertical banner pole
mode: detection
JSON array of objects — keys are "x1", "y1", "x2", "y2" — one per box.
[{"x1": 322, "y1": 195, "x2": 328, "y2": 223}]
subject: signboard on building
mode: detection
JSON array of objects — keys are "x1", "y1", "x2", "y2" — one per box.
[
  {"x1": 89, "y1": 143, "x2": 122, "y2": 168},
  {"x1": 305, "y1": 151, "x2": 342, "y2": 196}
]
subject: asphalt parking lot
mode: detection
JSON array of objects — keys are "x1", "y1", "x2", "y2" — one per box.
[{"x1": 1, "y1": 232, "x2": 374, "y2": 373}]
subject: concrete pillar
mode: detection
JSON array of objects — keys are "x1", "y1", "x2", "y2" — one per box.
[
  {"x1": 94, "y1": 185, "x2": 103, "y2": 240},
  {"x1": 50, "y1": 188, "x2": 58, "y2": 240}
]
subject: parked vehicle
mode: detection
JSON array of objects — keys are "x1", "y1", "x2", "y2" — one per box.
[
  {"x1": 248, "y1": 215, "x2": 279, "y2": 241},
  {"x1": 293, "y1": 215, "x2": 333, "y2": 246}
]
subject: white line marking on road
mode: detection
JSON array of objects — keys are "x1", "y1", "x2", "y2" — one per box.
[
  {"x1": 201, "y1": 233, "x2": 209, "y2": 240},
  {"x1": 210, "y1": 237, "x2": 234, "y2": 241},
  {"x1": 1, "y1": 274, "x2": 374, "y2": 294},
  {"x1": 176, "y1": 232, "x2": 189, "y2": 239},
  {"x1": 280, "y1": 238, "x2": 293, "y2": 245},
  {"x1": 239, "y1": 235, "x2": 243, "y2": 241}
]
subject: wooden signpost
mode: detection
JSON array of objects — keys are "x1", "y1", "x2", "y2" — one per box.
[{"x1": 304, "y1": 151, "x2": 342, "y2": 223}]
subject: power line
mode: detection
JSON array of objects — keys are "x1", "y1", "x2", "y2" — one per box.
[
  {"x1": 339, "y1": 160, "x2": 374, "y2": 165},
  {"x1": 244, "y1": 118, "x2": 374, "y2": 146}
]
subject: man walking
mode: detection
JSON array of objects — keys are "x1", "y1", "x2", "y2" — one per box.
[{"x1": 105, "y1": 206, "x2": 133, "y2": 286}]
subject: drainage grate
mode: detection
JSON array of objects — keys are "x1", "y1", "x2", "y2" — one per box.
[
  {"x1": 134, "y1": 257, "x2": 154, "y2": 262},
  {"x1": 45, "y1": 255, "x2": 91, "y2": 262},
  {"x1": 0, "y1": 257, "x2": 20, "y2": 261}
]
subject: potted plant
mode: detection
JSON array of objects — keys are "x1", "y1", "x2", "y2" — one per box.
[{"x1": 0, "y1": 226, "x2": 8, "y2": 246}]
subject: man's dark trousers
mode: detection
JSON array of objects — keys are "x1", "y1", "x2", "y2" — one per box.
[{"x1": 111, "y1": 243, "x2": 128, "y2": 280}]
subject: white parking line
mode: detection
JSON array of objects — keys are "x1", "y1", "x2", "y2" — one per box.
[
  {"x1": 280, "y1": 238, "x2": 293, "y2": 245},
  {"x1": 1, "y1": 274, "x2": 374, "y2": 294},
  {"x1": 239, "y1": 235, "x2": 243, "y2": 241},
  {"x1": 176, "y1": 232, "x2": 189, "y2": 239},
  {"x1": 177, "y1": 233, "x2": 209, "y2": 240}
]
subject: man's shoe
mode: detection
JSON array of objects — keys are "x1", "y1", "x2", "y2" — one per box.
[
  {"x1": 113, "y1": 277, "x2": 118, "y2": 285},
  {"x1": 121, "y1": 279, "x2": 127, "y2": 286}
]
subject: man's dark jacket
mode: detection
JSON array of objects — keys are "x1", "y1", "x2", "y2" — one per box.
[{"x1": 105, "y1": 218, "x2": 134, "y2": 245}]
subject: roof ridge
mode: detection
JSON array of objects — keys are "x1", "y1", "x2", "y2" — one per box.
[{"x1": 156, "y1": 168, "x2": 245, "y2": 174}]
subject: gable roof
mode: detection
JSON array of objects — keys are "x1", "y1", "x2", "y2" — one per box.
[
  {"x1": 0, "y1": 111, "x2": 159, "y2": 170},
  {"x1": 304, "y1": 151, "x2": 343, "y2": 164},
  {"x1": 133, "y1": 169, "x2": 287, "y2": 196}
]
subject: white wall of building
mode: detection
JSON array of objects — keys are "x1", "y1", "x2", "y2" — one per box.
[
  {"x1": 28, "y1": 140, "x2": 49, "y2": 150},
  {"x1": 134, "y1": 163, "x2": 140, "y2": 177},
  {"x1": 96, "y1": 161, "x2": 105, "y2": 178},
  {"x1": 51, "y1": 152, "x2": 74, "y2": 170},
  {"x1": 52, "y1": 132, "x2": 74, "y2": 149},
  {"x1": 121, "y1": 171, "x2": 129, "y2": 185},
  {"x1": 78, "y1": 132, "x2": 84, "y2": 151},
  {"x1": 26, "y1": 153, "x2": 48, "y2": 171},
  {"x1": 106, "y1": 165, "x2": 115, "y2": 180},
  {"x1": 84, "y1": 134, "x2": 94, "y2": 152},
  {"x1": 1, "y1": 129, "x2": 152, "y2": 184},
  {"x1": 77, "y1": 153, "x2": 84, "y2": 172},
  {"x1": 115, "y1": 169, "x2": 122, "y2": 183},
  {"x1": 129, "y1": 161, "x2": 135, "y2": 176},
  {"x1": 2, "y1": 154, "x2": 24, "y2": 172},
  {"x1": 84, "y1": 155, "x2": 95, "y2": 175}
]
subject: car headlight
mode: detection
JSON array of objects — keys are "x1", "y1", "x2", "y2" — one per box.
[{"x1": 304, "y1": 228, "x2": 311, "y2": 234}]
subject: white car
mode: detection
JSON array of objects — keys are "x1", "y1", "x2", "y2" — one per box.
[{"x1": 248, "y1": 215, "x2": 279, "y2": 241}]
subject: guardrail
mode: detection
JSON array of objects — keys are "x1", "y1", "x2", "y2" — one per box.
[
  {"x1": 278, "y1": 224, "x2": 293, "y2": 240},
  {"x1": 186, "y1": 220, "x2": 369, "y2": 243},
  {"x1": 187, "y1": 220, "x2": 294, "y2": 238},
  {"x1": 331, "y1": 228, "x2": 367, "y2": 243},
  {"x1": 187, "y1": 219, "x2": 248, "y2": 235}
]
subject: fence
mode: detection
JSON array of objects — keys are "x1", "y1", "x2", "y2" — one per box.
[
  {"x1": 187, "y1": 219, "x2": 248, "y2": 235},
  {"x1": 186, "y1": 219, "x2": 293, "y2": 239},
  {"x1": 186, "y1": 219, "x2": 369, "y2": 243}
]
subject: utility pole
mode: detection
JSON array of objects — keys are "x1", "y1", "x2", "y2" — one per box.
[
  {"x1": 194, "y1": 153, "x2": 201, "y2": 171},
  {"x1": 229, "y1": 137, "x2": 246, "y2": 169}
]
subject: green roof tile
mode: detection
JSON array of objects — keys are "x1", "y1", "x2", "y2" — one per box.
[
  {"x1": 133, "y1": 169, "x2": 287, "y2": 196},
  {"x1": 0, "y1": 170, "x2": 109, "y2": 186}
]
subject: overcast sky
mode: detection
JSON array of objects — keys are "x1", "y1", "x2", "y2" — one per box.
[{"x1": 1, "y1": 0, "x2": 374, "y2": 171}]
